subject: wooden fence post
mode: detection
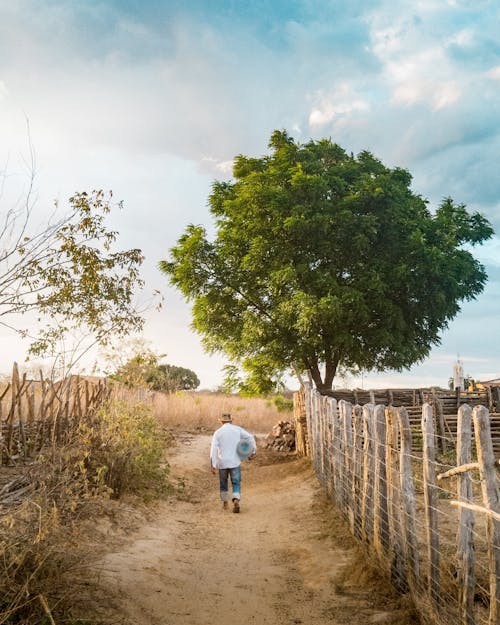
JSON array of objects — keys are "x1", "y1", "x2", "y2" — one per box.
[
  {"x1": 422, "y1": 403, "x2": 440, "y2": 606},
  {"x1": 340, "y1": 400, "x2": 353, "y2": 520},
  {"x1": 352, "y1": 405, "x2": 363, "y2": 540},
  {"x1": 293, "y1": 388, "x2": 308, "y2": 457},
  {"x1": 473, "y1": 405, "x2": 500, "y2": 625},
  {"x1": 319, "y1": 395, "x2": 329, "y2": 487},
  {"x1": 361, "y1": 403, "x2": 375, "y2": 545},
  {"x1": 312, "y1": 390, "x2": 321, "y2": 475},
  {"x1": 397, "y1": 406, "x2": 420, "y2": 592},
  {"x1": 326, "y1": 397, "x2": 337, "y2": 497},
  {"x1": 373, "y1": 404, "x2": 389, "y2": 558},
  {"x1": 303, "y1": 383, "x2": 314, "y2": 461},
  {"x1": 456, "y1": 404, "x2": 476, "y2": 625},
  {"x1": 434, "y1": 395, "x2": 448, "y2": 453},
  {"x1": 331, "y1": 397, "x2": 342, "y2": 505},
  {"x1": 385, "y1": 406, "x2": 407, "y2": 592}
]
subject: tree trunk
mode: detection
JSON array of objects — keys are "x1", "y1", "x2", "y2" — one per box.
[{"x1": 305, "y1": 356, "x2": 338, "y2": 391}]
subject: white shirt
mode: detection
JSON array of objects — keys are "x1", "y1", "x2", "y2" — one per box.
[{"x1": 210, "y1": 423, "x2": 257, "y2": 469}]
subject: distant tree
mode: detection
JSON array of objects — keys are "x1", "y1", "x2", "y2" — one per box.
[
  {"x1": 111, "y1": 348, "x2": 159, "y2": 388},
  {"x1": 1, "y1": 187, "x2": 145, "y2": 361},
  {"x1": 106, "y1": 339, "x2": 199, "y2": 392},
  {"x1": 148, "y1": 364, "x2": 200, "y2": 393},
  {"x1": 161, "y1": 130, "x2": 493, "y2": 392}
]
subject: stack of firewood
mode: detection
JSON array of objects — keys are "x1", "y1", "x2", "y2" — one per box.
[{"x1": 265, "y1": 420, "x2": 296, "y2": 451}]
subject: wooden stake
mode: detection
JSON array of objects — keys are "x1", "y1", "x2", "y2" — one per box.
[
  {"x1": 422, "y1": 403, "x2": 440, "y2": 605},
  {"x1": 473, "y1": 405, "x2": 500, "y2": 625}
]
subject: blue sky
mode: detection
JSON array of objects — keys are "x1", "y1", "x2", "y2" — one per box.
[{"x1": 1, "y1": 0, "x2": 500, "y2": 390}]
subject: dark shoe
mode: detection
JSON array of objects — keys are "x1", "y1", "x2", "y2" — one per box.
[{"x1": 233, "y1": 499, "x2": 240, "y2": 513}]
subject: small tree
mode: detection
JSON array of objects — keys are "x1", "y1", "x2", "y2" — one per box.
[
  {"x1": 161, "y1": 130, "x2": 494, "y2": 392},
  {"x1": 1, "y1": 187, "x2": 145, "y2": 365}
]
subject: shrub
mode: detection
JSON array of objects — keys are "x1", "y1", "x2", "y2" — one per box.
[
  {"x1": 79, "y1": 400, "x2": 169, "y2": 499},
  {"x1": 272, "y1": 394, "x2": 294, "y2": 413}
]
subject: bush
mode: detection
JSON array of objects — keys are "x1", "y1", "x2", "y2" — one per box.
[
  {"x1": 272, "y1": 394, "x2": 294, "y2": 413},
  {"x1": 79, "y1": 401, "x2": 170, "y2": 499}
]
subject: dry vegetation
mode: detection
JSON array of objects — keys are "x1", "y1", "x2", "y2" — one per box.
[
  {"x1": 0, "y1": 398, "x2": 170, "y2": 625},
  {"x1": 150, "y1": 390, "x2": 293, "y2": 433}
]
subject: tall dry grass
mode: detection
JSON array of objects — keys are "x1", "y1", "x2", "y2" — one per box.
[{"x1": 151, "y1": 391, "x2": 293, "y2": 433}]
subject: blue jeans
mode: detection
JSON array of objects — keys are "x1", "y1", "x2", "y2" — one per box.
[{"x1": 218, "y1": 466, "x2": 241, "y2": 501}]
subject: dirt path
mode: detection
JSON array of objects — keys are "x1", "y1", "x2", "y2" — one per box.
[{"x1": 95, "y1": 433, "x2": 418, "y2": 625}]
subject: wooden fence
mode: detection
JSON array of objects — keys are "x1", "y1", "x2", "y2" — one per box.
[
  {"x1": 296, "y1": 383, "x2": 500, "y2": 625},
  {"x1": 0, "y1": 363, "x2": 111, "y2": 466}
]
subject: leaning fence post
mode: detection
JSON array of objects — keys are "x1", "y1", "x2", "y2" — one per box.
[
  {"x1": 473, "y1": 405, "x2": 500, "y2": 625},
  {"x1": 456, "y1": 404, "x2": 476, "y2": 625},
  {"x1": 422, "y1": 402, "x2": 440, "y2": 606}
]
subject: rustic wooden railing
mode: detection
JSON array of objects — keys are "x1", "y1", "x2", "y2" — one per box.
[
  {"x1": 0, "y1": 362, "x2": 111, "y2": 466},
  {"x1": 295, "y1": 384, "x2": 500, "y2": 625}
]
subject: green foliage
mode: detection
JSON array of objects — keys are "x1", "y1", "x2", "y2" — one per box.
[
  {"x1": 107, "y1": 339, "x2": 199, "y2": 393},
  {"x1": 161, "y1": 130, "x2": 494, "y2": 391},
  {"x1": 221, "y1": 359, "x2": 286, "y2": 396},
  {"x1": 79, "y1": 401, "x2": 169, "y2": 499},
  {"x1": 148, "y1": 364, "x2": 200, "y2": 393},
  {"x1": 273, "y1": 394, "x2": 294, "y2": 412},
  {"x1": 1, "y1": 189, "x2": 145, "y2": 357},
  {"x1": 110, "y1": 347, "x2": 159, "y2": 388}
]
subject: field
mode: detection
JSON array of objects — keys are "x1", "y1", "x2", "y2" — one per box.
[{"x1": 149, "y1": 389, "x2": 292, "y2": 432}]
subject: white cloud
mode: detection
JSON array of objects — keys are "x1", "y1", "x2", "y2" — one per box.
[
  {"x1": 487, "y1": 65, "x2": 500, "y2": 79},
  {"x1": 380, "y1": 44, "x2": 462, "y2": 110},
  {"x1": 432, "y1": 82, "x2": 461, "y2": 110},
  {"x1": 308, "y1": 84, "x2": 370, "y2": 129},
  {"x1": 0, "y1": 80, "x2": 7, "y2": 100},
  {"x1": 446, "y1": 28, "x2": 474, "y2": 47}
]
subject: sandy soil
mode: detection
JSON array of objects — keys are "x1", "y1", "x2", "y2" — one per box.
[{"x1": 92, "y1": 433, "x2": 419, "y2": 625}]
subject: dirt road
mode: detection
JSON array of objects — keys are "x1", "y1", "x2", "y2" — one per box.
[{"x1": 96, "y1": 433, "x2": 418, "y2": 625}]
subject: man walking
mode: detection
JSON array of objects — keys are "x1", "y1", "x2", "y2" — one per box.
[{"x1": 210, "y1": 413, "x2": 257, "y2": 513}]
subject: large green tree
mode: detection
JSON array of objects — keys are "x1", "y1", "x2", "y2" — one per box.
[{"x1": 160, "y1": 130, "x2": 493, "y2": 391}]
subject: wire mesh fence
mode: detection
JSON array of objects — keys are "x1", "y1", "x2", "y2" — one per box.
[{"x1": 295, "y1": 383, "x2": 500, "y2": 625}]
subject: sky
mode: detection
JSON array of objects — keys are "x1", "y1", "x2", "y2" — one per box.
[{"x1": 1, "y1": 0, "x2": 500, "y2": 391}]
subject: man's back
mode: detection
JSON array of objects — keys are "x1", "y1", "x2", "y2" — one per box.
[{"x1": 210, "y1": 423, "x2": 255, "y2": 469}]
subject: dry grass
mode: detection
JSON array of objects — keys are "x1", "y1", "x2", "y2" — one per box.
[
  {"x1": 150, "y1": 391, "x2": 293, "y2": 433},
  {"x1": 0, "y1": 399, "x2": 170, "y2": 624}
]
